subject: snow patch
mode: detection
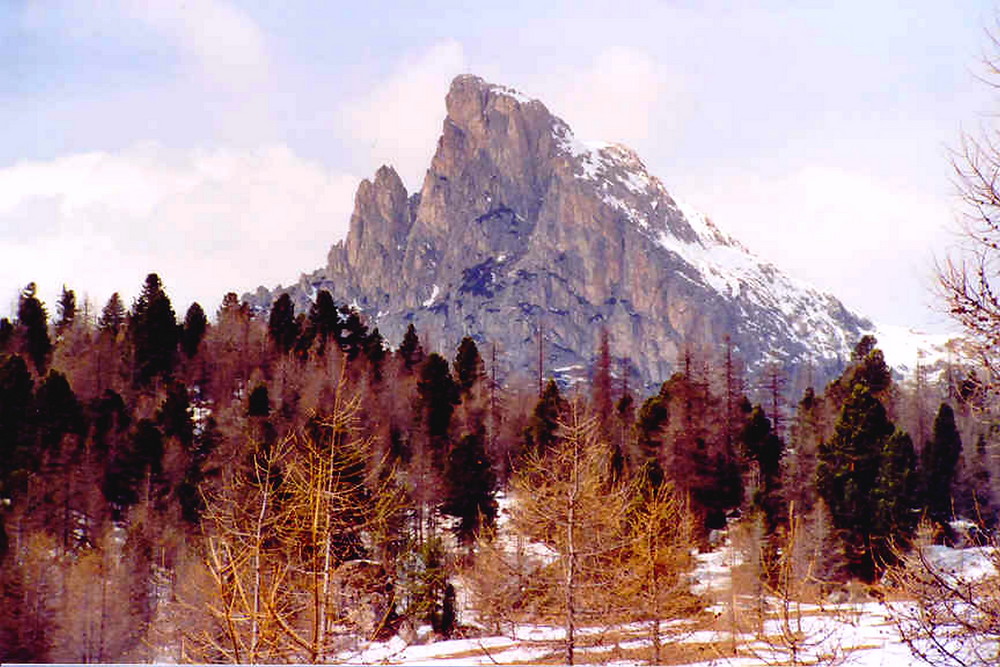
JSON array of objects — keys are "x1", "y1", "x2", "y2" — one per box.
[{"x1": 422, "y1": 284, "x2": 440, "y2": 308}]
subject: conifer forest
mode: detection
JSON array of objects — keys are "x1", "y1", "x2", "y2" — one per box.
[{"x1": 1, "y1": 269, "x2": 998, "y2": 664}]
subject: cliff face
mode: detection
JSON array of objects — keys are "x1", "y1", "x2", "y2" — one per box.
[{"x1": 259, "y1": 75, "x2": 870, "y2": 386}]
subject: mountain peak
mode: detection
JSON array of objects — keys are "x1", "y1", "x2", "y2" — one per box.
[{"x1": 255, "y1": 75, "x2": 871, "y2": 388}]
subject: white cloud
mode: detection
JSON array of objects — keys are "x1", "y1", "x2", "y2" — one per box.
[
  {"x1": 681, "y1": 165, "x2": 955, "y2": 329},
  {"x1": 0, "y1": 144, "x2": 358, "y2": 317},
  {"x1": 539, "y1": 47, "x2": 681, "y2": 155},
  {"x1": 342, "y1": 40, "x2": 466, "y2": 191},
  {"x1": 121, "y1": 0, "x2": 270, "y2": 91}
]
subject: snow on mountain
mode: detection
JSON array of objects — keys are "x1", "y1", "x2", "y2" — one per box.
[{"x1": 249, "y1": 76, "x2": 891, "y2": 386}]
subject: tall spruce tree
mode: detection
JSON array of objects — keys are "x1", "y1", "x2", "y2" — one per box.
[
  {"x1": 817, "y1": 384, "x2": 903, "y2": 581},
  {"x1": 441, "y1": 426, "x2": 497, "y2": 544},
  {"x1": 922, "y1": 403, "x2": 963, "y2": 525},
  {"x1": 453, "y1": 336, "x2": 485, "y2": 396},
  {"x1": 526, "y1": 378, "x2": 565, "y2": 457},
  {"x1": 55, "y1": 286, "x2": 76, "y2": 335},
  {"x1": 98, "y1": 292, "x2": 126, "y2": 336},
  {"x1": 267, "y1": 293, "x2": 298, "y2": 355},
  {"x1": 0, "y1": 355, "x2": 35, "y2": 497},
  {"x1": 130, "y1": 274, "x2": 179, "y2": 386},
  {"x1": 398, "y1": 323, "x2": 425, "y2": 374},
  {"x1": 17, "y1": 283, "x2": 51, "y2": 373},
  {"x1": 181, "y1": 303, "x2": 207, "y2": 358}
]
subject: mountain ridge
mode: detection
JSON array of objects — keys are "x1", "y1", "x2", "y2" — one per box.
[{"x1": 247, "y1": 74, "x2": 872, "y2": 387}]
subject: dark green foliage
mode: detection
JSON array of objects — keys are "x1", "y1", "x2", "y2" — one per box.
[
  {"x1": 453, "y1": 336, "x2": 484, "y2": 395},
  {"x1": 90, "y1": 389, "x2": 131, "y2": 457},
  {"x1": 873, "y1": 430, "x2": 919, "y2": 545},
  {"x1": 817, "y1": 384, "x2": 912, "y2": 581},
  {"x1": 267, "y1": 293, "x2": 298, "y2": 354},
  {"x1": 338, "y1": 305, "x2": 368, "y2": 360},
  {"x1": 17, "y1": 283, "x2": 51, "y2": 373},
  {"x1": 181, "y1": 302, "x2": 207, "y2": 358},
  {"x1": 398, "y1": 323, "x2": 425, "y2": 373},
  {"x1": 441, "y1": 426, "x2": 497, "y2": 544},
  {"x1": 98, "y1": 292, "x2": 126, "y2": 335},
  {"x1": 304, "y1": 290, "x2": 337, "y2": 357},
  {"x1": 248, "y1": 383, "x2": 270, "y2": 417},
  {"x1": 526, "y1": 378, "x2": 565, "y2": 456},
  {"x1": 635, "y1": 392, "x2": 668, "y2": 487},
  {"x1": 104, "y1": 419, "x2": 162, "y2": 511},
  {"x1": 55, "y1": 285, "x2": 76, "y2": 334},
  {"x1": 417, "y1": 354, "x2": 459, "y2": 448},
  {"x1": 741, "y1": 405, "x2": 786, "y2": 536},
  {"x1": 33, "y1": 370, "x2": 86, "y2": 455},
  {"x1": 922, "y1": 403, "x2": 963, "y2": 525},
  {"x1": 836, "y1": 336, "x2": 892, "y2": 398},
  {"x1": 130, "y1": 274, "x2": 179, "y2": 386},
  {"x1": 0, "y1": 355, "x2": 34, "y2": 496},
  {"x1": 157, "y1": 381, "x2": 194, "y2": 449},
  {"x1": 364, "y1": 328, "x2": 387, "y2": 382}
]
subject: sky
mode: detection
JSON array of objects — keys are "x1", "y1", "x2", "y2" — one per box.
[{"x1": 0, "y1": 0, "x2": 995, "y2": 333}]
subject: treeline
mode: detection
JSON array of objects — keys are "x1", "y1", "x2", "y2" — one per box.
[{"x1": 0, "y1": 275, "x2": 996, "y2": 662}]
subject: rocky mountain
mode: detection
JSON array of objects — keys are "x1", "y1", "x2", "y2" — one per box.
[{"x1": 248, "y1": 75, "x2": 871, "y2": 387}]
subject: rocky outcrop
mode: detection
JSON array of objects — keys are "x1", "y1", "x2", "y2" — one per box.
[{"x1": 251, "y1": 75, "x2": 871, "y2": 387}]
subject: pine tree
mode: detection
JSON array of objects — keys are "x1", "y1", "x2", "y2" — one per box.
[
  {"x1": 922, "y1": 403, "x2": 963, "y2": 526},
  {"x1": 267, "y1": 293, "x2": 298, "y2": 355},
  {"x1": 526, "y1": 378, "x2": 565, "y2": 456},
  {"x1": 364, "y1": 328, "x2": 387, "y2": 383},
  {"x1": 872, "y1": 430, "x2": 919, "y2": 556},
  {"x1": 0, "y1": 355, "x2": 35, "y2": 497},
  {"x1": 417, "y1": 353, "x2": 459, "y2": 459},
  {"x1": 181, "y1": 303, "x2": 207, "y2": 358},
  {"x1": 741, "y1": 406, "x2": 786, "y2": 537},
  {"x1": 441, "y1": 426, "x2": 497, "y2": 544},
  {"x1": 816, "y1": 384, "x2": 898, "y2": 581},
  {"x1": 130, "y1": 274, "x2": 179, "y2": 386},
  {"x1": 55, "y1": 286, "x2": 76, "y2": 336},
  {"x1": 635, "y1": 392, "x2": 669, "y2": 488},
  {"x1": 308, "y1": 290, "x2": 339, "y2": 356},
  {"x1": 397, "y1": 323, "x2": 425, "y2": 374},
  {"x1": 97, "y1": 293, "x2": 126, "y2": 336},
  {"x1": 453, "y1": 336, "x2": 485, "y2": 396},
  {"x1": 17, "y1": 283, "x2": 51, "y2": 373}
]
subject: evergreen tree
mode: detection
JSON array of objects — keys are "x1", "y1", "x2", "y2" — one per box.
[
  {"x1": 55, "y1": 286, "x2": 76, "y2": 335},
  {"x1": 453, "y1": 336, "x2": 485, "y2": 396},
  {"x1": 181, "y1": 302, "x2": 207, "y2": 358},
  {"x1": 872, "y1": 429, "x2": 919, "y2": 551},
  {"x1": 130, "y1": 274, "x2": 179, "y2": 386},
  {"x1": 248, "y1": 383, "x2": 270, "y2": 417},
  {"x1": 635, "y1": 392, "x2": 669, "y2": 488},
  {"x1": 816, "y1": 384, "x2": 899, "y2": 581},
  {"x1": 922, "y1": 403, "x2": 963, "y2": 526},
  {"x1": 338, "y1": 305, "x2": 368, "y2": 360},
  {"x1": 97, "y1": 292, "x2": 126, "y2": 336},
  {"x1": 741, "y1": 405, "x2": 786, "y2": 536},
  {"x1": 33, "y1": 370, "x2": 86, "y2": 457},
  {"x1": 308, "y1": 290, "x2": 339, "y2": 356},
  {"x1": 364, "y1": 328, "x2": 387, "y2": 383},
  {"x1": 398, "y1": 323, "x2": 425, "y2": 374},
  {"x1": 592, "y1": 329, "x2": 613, "y2": 432},
  {"x1": 267, "y1": 293, "x2": 298, "y2": 354},
  {"x1": 417, "y1": 353, "x2": 459, "y2": 458},
  {"x1": 0, "y1": 355, "x2": 34, "y2": 497},
  {"x1": 526, "y1": 378, "x2": 565, "y2": 456},
  {"x1": 17, "y1": 283, "x2": 51, "y2": 373},
  {"x1": 441, "y1": 426, "x2": 497, "y2": 544}
]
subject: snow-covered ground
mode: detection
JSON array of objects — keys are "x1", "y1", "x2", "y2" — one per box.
[{"x1": 322, "y1": 532, "x2": 996, "y2": 666}]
